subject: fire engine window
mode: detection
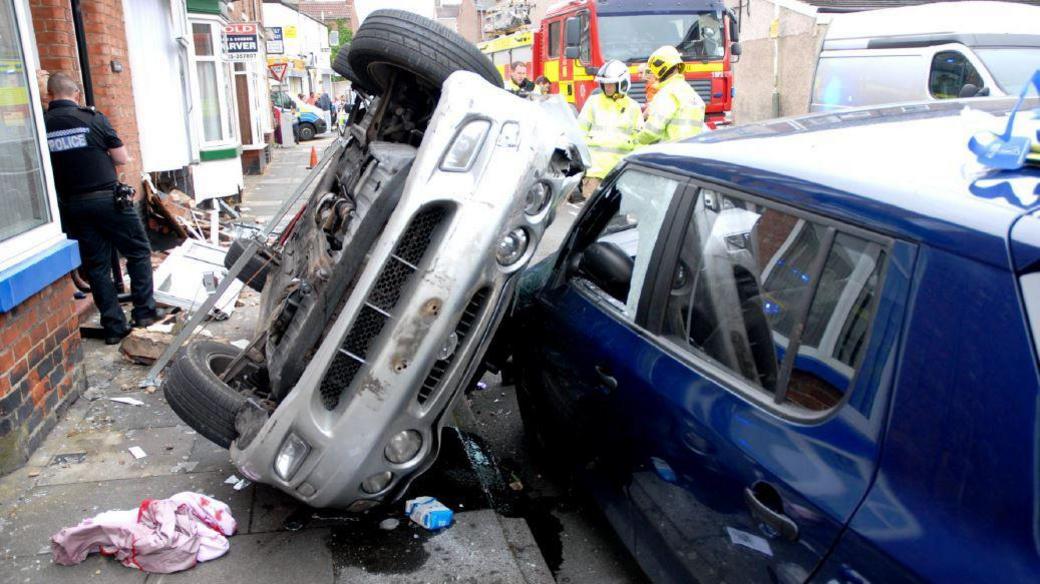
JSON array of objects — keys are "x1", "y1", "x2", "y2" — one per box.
[
  {"x1": 512, "y1": 46, "x2": 532, "y2": 67},
  {"x1": 547, "y1": 21, "x2": 560, "y2": 58}
]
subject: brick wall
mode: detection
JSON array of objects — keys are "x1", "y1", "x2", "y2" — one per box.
[
  {"x1": 29, "y1": 0, "x2": 144, "y2": 197},
  {"x1": 0, "y1": 275, "x2": 87, "y2": 474}
]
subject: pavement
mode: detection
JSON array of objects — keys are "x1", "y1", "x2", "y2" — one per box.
[{"x1": 0, "y1": 133, "x2": 645, "y2": 583}]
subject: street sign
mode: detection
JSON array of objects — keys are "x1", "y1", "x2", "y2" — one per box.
[
  {"x1": 268, "y1": 62, "x2": 289, "y2": 81},
  {"x1": 223, "y1": 22, "x2": 260, "y2": 61},
  {"x1": 265, "y1": 27, "x2": 284, "y2": 55}
]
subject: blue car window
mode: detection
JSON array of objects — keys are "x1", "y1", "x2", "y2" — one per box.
[
  {"x1": 662, "y1": 189, "x2": 887, "y2": 413},
  {"x1": 582, "y1": 170, "x2": 680, "y2": 318}
]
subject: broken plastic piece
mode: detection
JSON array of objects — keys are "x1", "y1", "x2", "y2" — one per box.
[
  {"x1": 233, "y1": 478, "x2": 251, "y2": 491},
  {"x1": 109, "y1": 397, "x2": 144, "y2": 406},
  {"x1": 405, "y1": 497, "x2": 453, "y2": 530},
  {"x1": 224, "y1": 474, "x2": 240, "y2": 485},
  {"x1": 128, "y1": 447, "x2": 147, "y2": 460}
]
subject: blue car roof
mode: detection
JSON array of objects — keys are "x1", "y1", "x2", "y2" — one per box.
[{"x1": 631, "y1": 98, "x2": 1040, "y2": 269}]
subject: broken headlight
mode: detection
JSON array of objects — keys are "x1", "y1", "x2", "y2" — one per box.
[
  {"x1": 385, "y1": 430, "x2": 423, "y2": 464},
  {"x1": 524, "y1": 182, "x2": 551, "y2": 216},
  {"x1": 495, "y1": 228, "x2": 529, "y2": 266}
]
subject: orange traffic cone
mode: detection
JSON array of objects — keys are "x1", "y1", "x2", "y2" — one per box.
[{"x1": 307, "y1": 146, "x2": 318, "y2": 169}]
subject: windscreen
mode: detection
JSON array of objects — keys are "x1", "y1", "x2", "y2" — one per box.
[
  {"x1": 974, "y1": 47, "x2": 1040, "y2": 94},
  {"x1": 598, "y1": 12, "x2": 725, "y2": 64}
]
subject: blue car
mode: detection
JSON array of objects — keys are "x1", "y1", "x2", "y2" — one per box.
[{"x1": 508, "y1": 98, "x2": 1040, "y2": 583}]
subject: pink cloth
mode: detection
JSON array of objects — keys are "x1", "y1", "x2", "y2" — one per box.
[{"x1": 51, "y1": 492, "x2": 236, "y2": 573}]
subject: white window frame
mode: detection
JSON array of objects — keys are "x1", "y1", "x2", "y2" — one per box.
[
  {"x1": 0, "y1": 0, "x2": 66, "y2": 272},
  {"x1": 188, "y1": 16, "x2": 239, "y2": 149}
]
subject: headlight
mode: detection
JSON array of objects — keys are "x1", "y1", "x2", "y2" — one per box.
[
  {"x1": 495, "y1": 228, "x2": 529, "y2": 266},
  {"x1": 440, "y1": 119, "x2": 491, "y2": 172},
  {"x1": 524, "y1": 182, "x2": 551, "y2": 215},
  {"x1": 385, "y1": 430, "x2": 423, "y2": 464},
  {"x1": 361, "y1": 471, "x2": 393, "y2": 494},
  {"x1": 274, "y1": 433, "x2": 310, "y2": 481}
]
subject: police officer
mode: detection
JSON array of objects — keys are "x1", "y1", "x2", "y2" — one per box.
[
  {"x1": 630, "y1": 46, "x2": 705, "y2": 146},
  {"x1": 44, "y1": 72, "x2": 158, "y2": 345}
]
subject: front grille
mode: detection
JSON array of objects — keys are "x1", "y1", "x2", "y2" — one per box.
[
  {"x1": 689, "y1": 79, "x2": 712, "y2": 103},
  {"x1": 417, "y1": 287, "x2": 490, "y2": 406},
  {"x1": 318, "y1": 205, "x2": 447, "y2": 410},
  {"x1": 626, "y1": 79, "x2": 712, "y2": 104}
]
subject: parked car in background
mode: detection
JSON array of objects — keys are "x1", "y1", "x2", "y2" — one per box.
[
  {"x1": 508, "y1": 96, "x2": 1040, "y2": 583},
  {"x1": 164, "y1": 11, "x2": 586, "y2": 511},
  {"x1": 810, "y1": 1, "x2": 1040, "y2": 111}
]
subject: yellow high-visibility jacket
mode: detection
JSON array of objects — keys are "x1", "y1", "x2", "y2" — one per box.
[
  {"x1": 632, "y1": 74, "x2": 705, "y2": 145},
  {"x1": 577, "y1": 92, "x2": 642, "y2": 179}
]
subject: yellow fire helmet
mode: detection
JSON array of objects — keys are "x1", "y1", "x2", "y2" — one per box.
[{"x1": 647, "y1": 45, "x2": 684, "y2": 79}]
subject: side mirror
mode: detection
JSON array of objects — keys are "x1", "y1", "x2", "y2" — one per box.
[
  {"x1": 577, "y1": 241, "x2": 633, "y2": 302},
  {"x1": 731, "y1": 42, "x2": 742, "y2": 57},
  {"x1": 564, "y1": 46, "x2": 579, "y2": 60}
]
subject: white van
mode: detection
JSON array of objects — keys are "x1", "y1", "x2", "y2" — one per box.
[{"x1": 810, "y1": 1, "x2": 1040, "y2": 112}]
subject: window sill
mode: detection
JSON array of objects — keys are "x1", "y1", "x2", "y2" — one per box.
[{"x1": 0, "y1": 239, "x2": 80, "y2": 313}]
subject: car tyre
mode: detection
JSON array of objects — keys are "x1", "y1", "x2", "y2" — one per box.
[
  {"x1": 298, "y1": 122, "x2": 316, "y2": 141},
  {"x1": 224, "y1": 239, "x2": 277, "y2": 293},
  {"x1": 163, "y1": 340, "x2": 248, "y2": 449},
  {"x1": 332, "y1": 42, "x2": 376, "y2": 95},
  {"x1": 347, "y1": 9, "x2": 501, "y2": 93}
]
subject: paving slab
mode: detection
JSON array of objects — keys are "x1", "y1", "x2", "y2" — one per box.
[
  {"x1": 80, "y1": 389, "x2": 182, "y2": 431},
  {"x1": 0, "y1": 552, "x2": 147, "y2": 584},
  {"x1": 0, "y1": 472, "x2": 252, "y2": 559},
  {"x1": 330, "y1": 510, "x2": 535, "y2": 584},
  {"x1": 146, "y1": 529, "x2": 334, "y2": 584},
  {"x1": 33, "y1": 425, "x2": 196, "y2": 487}
]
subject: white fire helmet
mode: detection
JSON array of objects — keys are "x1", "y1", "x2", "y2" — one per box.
[{"x1": 594, "y1": 59, "x2": 631, "y2": 96}]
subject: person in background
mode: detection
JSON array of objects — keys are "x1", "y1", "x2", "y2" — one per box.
[
  {"x1": 532, "y1": 75, "x2": 551, "y2": 96},
  {"x1": 297, "y1": 93, "x2": 305, "y2": 102},
  {"x1": 306, "y1": 92, "x2": 317, "y2": 105},
  {"x1": 574, "y1": 60, "x2": 642, "y2": 203},
  {"x1": 505, "y1": 63, "x2": 535, "y2": 95},
  {"x1": 630, "y1": 45, "x2": 704, "y2": 145},
  {"x1": 44, "y1": 72, "x2": 158, "y2": 345},
  {"x1": 642, "y1": 66, "x2": 660, "y2": 118}
]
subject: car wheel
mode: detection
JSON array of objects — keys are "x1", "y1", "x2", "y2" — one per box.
[
  {"x1": 163, "y1": 341, "x2": 249, "y2": 449},
  {"x1": 333, "y1": 42, "x2": 376, "y2": 95},
  {"x1": 347, "y1": 9, "x2": 502, "y2": 93},
  {"x1": 298, "y1": 122, "x2": 316, "y2": 141},
  {"x1": 224, "y1": 239, "x2": 277, "y2": 293}
]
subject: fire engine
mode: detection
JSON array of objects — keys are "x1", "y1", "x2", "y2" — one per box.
[{"x1": 479, "y1": 0, "x2": 741, "y2": 127}]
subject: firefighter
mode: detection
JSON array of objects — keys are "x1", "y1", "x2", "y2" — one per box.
[
  {"x1": 631, "y1": 45, "x2": 704, "y2": 146},
  {"x1": 574, "y1": 59, "x2": 642, "y2": 202}
]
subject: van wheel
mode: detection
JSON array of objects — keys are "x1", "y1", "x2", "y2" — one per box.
[
  {"x1": 298, "y1": 122, "x2": 316, "y2": 141},
  {"x1": 333, "y1": 43, "x2": 376, "y2": 95},
  {"x1": 347, "y1": 9, "x2": 501, "y2": 94},
  {"x1": 224, "y1": 239, "x2": 277, "y2": 293},
  {"x1": 163, "y1": 341, "x2": 249, "y2": 449}
]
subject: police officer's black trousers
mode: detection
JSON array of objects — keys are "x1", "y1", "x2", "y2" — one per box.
[{"x1": 62, "y1": 196, "x2": 157, "y2": 335}]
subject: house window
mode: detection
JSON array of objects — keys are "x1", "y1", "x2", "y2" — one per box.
[
  {"x1": 0, "y1": 0, "x2": 49, "y2": 243},
  {"x1": 191, "y1": 19, "x2": 234, "y2": 146}
]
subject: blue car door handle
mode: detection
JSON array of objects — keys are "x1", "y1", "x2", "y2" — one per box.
[
  {"x1": 594, "y1": 364, "x2": 618, "y2": 394},
  {"x1": 744, "y1": 483, "x2": 799, "y2": 542}
]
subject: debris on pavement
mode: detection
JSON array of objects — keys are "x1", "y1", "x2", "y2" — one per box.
[
  {"x1": 51, "y1": 492, "x2": 237, "y2": 573},
  {"x1": 379, "y1": 518, "x2": 400, "y2": 531},
  {"x1": 128, "y1": 446, "x2": 147, "y2": 460},
  {"x1": 152, "y1": 240, "x2": 244, "y2": 320},
  {"x1": 224, "y1": 474, "x2": 240, "y2": 485},
  {"x1": 120, "y1": 329, "x2": 175, "y2": 365},
  {"x1": 406, "y1": 496, "x2": 453, "y2": 530},
  {"x1": 108, "y1": 397, "x2": 144, "y2": 406},
  {"x1": 232, "y1": 478, "x2": 251, "y2": 491},
  {"x1": 82, "y1": 387, "x2": 106, "y2": 401},
  {"x1": 170, "y1": 461, "x2": 198, "y2": 474}
]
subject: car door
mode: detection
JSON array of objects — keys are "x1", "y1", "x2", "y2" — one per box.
[
  {"x1": 516, "y1": 165, "x2": 690, "y2": 550},
  {"x1": 611, "y1": 183, "x2": 914, "y2": 583}
]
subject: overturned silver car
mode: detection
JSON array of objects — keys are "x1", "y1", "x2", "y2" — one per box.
[{"x1": 163, "y1": 10, "x2": 587, "y2": 510}]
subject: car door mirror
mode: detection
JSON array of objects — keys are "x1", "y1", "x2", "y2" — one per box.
[{"x1": 576, "y1": 241, "x2": 633, "y2": 302}]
